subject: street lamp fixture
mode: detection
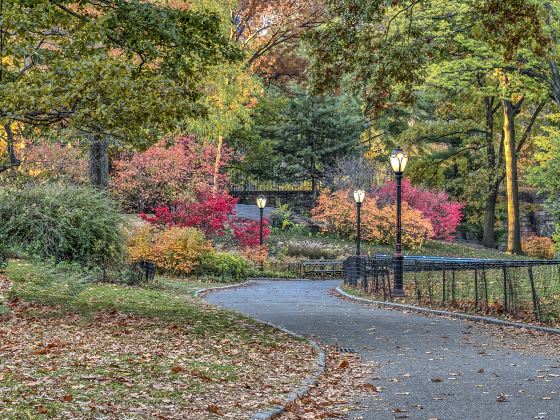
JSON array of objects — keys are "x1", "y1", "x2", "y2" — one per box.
[
  {"x1": 256, "y1": 195, "x2": 267, "y2": 246},
  {"x1": 390, "y1": 147, "x2": 408, "y2": 297},
  {"x1": 353, "y1": 189, "x2": 365, "y2": 256}
]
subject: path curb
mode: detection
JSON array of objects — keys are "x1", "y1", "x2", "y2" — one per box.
[
  {"x1": 193, "y1": 280, "x2": 256, "y2": 298},
  {"x1": 198, "y1": 283, "x2": 327, "y2": 420},
  {"x1": 335, "y1": 286, "x2": 560, "y2": 335}
]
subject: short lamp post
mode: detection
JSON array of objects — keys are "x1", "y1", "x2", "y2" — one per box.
[
  {"x1": 390, "y1": 147, "x2": 409, "y2": 297},
  {"x1": 256, "y1": 195, "x2": 267, "y2": 246},
  {"x1": 353, "y1": 189, "x2": 366, "y2": 256}
]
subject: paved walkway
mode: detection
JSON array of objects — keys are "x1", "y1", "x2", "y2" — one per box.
[
  {"x1": 206, "y1": 280, "x2": 560, "y2": 420},
  {"x1": 234, "y1": 204, "x2": 273, "y2": 221}
]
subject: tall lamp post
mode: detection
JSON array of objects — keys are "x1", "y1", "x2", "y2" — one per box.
[
  {"x1": 390, "y1": 147, "x2": 409, "y2": 297},
  {"x1": 353, "y1": 189, "x2": 366, "y2": 256},
  {"x1": 256, "y1": 195, "x2": 267, "y2": 246}
]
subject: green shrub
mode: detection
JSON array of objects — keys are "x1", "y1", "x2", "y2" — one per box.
[
  {"x1": 0, "y1": 184, "x2": 125, "y2": 265},
  {"x1": 198, "y1": 251, "x2": 249, "y2": 281}
]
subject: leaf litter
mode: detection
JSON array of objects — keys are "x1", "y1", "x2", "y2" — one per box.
[
  {"x1": 279, "y1": 347, "x2": 378, "y2": 419},
  {"x1": 0, "y1": 275, "x2": 318, "y2": 419}
]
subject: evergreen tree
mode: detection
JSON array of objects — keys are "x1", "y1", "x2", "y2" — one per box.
[{"x1": 228, "y1": 88, "x2": 366, "y2": 200}]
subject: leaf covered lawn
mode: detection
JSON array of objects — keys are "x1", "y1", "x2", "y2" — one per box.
[{"x1": 0, "y1": 264, "x2": 317, "y2": 419}]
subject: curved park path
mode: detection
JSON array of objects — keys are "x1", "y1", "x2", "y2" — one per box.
[{"x1": 206, "y1": 280, "x2": 560, "y2": 420}]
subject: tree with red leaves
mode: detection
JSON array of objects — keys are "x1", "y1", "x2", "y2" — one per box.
[{"x1": 111, "y1": 136, "x2": 233, "y2": 212}]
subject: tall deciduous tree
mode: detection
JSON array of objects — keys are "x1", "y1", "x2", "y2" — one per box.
[
  {"x1": 0, "y1": 0, "x2": 240, "y2": 186},
  {"x1": 309, "y1": 0, "x2": 552, "y2": 254}
]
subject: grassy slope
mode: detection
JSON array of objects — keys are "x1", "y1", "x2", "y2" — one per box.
[{"x1": 0, "y1": 260, "x2": 315, "y2": 418}]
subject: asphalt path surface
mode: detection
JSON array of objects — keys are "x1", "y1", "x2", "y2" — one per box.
[{"x1": 205, "y1": 280, "x2": 560, "y2": 420}]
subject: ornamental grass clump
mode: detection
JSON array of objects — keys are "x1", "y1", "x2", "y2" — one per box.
[{"x1": 522, "y1": 236, "x2": 555, "y2": 260}]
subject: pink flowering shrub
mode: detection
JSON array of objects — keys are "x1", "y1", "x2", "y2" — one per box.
[
  {"x1": 232, "y1": 218, "x2": 270, "y2": 247},
  {"x1": 375, "y1": 179, "x2": 463, "y2": 240},
  {"x1": 111, "y1": 135, "x2": 233, "y2": 211}
]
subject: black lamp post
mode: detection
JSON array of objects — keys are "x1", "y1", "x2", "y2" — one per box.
[
  {"x1": 256, "y1": 195, "x2": 267, "y2": 246},
  {"x1": 353, "y1": 189, "x2": 365, "y2": 256},
  {"x1": 390, "y1": 147, "x2": 409, "y2": 297}
]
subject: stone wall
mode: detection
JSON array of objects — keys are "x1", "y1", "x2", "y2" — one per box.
[
  {"x1": 520, "y1": 191, "x2": 557, "y2": 238},
  {"x1": 230, "y1": 190, "x2": 315, "y2": 212}
]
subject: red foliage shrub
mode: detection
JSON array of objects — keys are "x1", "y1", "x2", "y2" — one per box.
[
  {"x1": 376, "y1": 179, "x2": 463, "y2": 240},
  {"x1": 111, "y1": 135, "x2": 233, "y2": 211},
  {"x1": 232, "y1": 218, "x2": 270, "y2": 247},
  {"x1": 141, "y1": 191, "x2": 238, "y2": 237},
  {"x1": 141, "y1": 190, "x2": 270, "y2": 247}
]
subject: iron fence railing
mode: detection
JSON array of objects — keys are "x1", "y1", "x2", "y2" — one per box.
[{"x1": 343, "y1": 255, "x2": 560, "y2": 325}]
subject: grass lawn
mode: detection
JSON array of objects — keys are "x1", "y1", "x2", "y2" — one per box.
[{"x1": 0, "y1": 260, "x2": 317, "y2": 419}]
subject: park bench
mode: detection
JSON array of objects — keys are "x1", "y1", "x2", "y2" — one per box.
[{"x1": 302, "y1": 259, "x2": 345, "y2": 279}]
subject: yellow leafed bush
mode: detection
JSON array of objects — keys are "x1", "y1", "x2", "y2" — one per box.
[
  {"x1": 522, "y1": 236, "x2": 555, "y2": 260},
  {"x1": 127, "y1": 226, "x2": 210, "y2": 274}
]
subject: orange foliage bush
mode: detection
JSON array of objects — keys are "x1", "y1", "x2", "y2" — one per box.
[
  {"x1": 522, "y1": 236, "x2": 555, "y2": 260},
  {"x1": 240, "y1": 245, "x2": 269, "y2": 266},
  {"x1": 312, "y1": 189, "x2": 434, "y2": 250},
  {"x1": 127, "y1": 225, "x2": 154, "y2": 263},
  {"x1": 127, "y1": 226, "x2": 210, "y2": 274},
  {"x1": 311, "y1": 189, "x2": 355, "y2": 236}
]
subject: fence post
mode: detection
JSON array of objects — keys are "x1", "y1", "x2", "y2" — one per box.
[
  {"x1": 474, "y1": 269, "x2": 479, "y2": 309},
  {"x1": 527, "y1": 265, "x2": 541, "y2": 322},
  {"x1": 482, "y1": 265, "x2": 489, "y2": 307},
  {"x1": 451, "y1": 267, "x2": 456, "y2": 305},
  {"x1": 442, "y1": 269, "x2": 446, "y2": 305},
  {"x1": 414, "y1": 262, "x2": 420, "y2": 304},
  {"x1": 502, "y1": 267, "x2": 508, "y2": 314}
]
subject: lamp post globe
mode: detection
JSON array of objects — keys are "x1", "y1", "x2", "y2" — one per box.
[
  {"x1": 390, "y1": 147, "x2": 408, "y2": 297},
  {"x1": 390, "y1": 146, "x2": 409, "y2": 175},
  {"x1": 256, "y1": 195, "x2": 267, "y2": 246},
  {"x1": 353, "y1": 189, "x2": 365, "y2": 256}
]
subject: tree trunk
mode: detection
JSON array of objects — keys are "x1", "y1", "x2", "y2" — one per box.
[
  {"x1": 502, "y1": 100, "x2": 523, "y2": 254},
  {"x1": 311, "y1": 177, "x2": 318, "y2": 204},
  {"x1": 88, "y1": 135, "x2": 109, "y2": 189},
  {"x1": 482, "y1": 184, "x2": 499, "y2": 248},
  {"x1": 213, "y1": 135, "x2": 223, "y2": 194},
  {"x1": 0, "y1": 123, "x2": 21, "y2": 173},
  {"x1": 482, "y1": 97, "x2": 499, "y2": 248}
]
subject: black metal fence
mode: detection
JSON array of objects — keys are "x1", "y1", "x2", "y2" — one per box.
[{"x1": 344, "y1": 255, "x2": 560, "y2": 325}]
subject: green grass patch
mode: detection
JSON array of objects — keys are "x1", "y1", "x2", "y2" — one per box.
[{"x1": 6, "y1": 260, "x2": 260, "y2": 336}]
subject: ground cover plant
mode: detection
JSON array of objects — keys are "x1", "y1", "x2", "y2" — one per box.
[{"x1": 0, "y1": 260, "x2": 317, "y2": 418}]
